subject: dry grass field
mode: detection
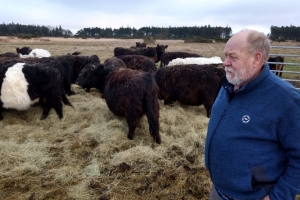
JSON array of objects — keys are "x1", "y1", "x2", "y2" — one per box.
[{"x1": 0, "y1": 37, "x2": 299, "y2": 200}]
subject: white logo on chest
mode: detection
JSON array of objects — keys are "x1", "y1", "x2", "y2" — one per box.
[{"x1": 242, "y1": 115, "x2": 250, "y2": 123}]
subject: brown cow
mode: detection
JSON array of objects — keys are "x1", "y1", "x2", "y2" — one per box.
[
  {"x1": 268, "y1": 56, "x2": 285, "y2": 77},
  {"x1": 155, "y1": 64, "x2": 225, "y2": 118}
]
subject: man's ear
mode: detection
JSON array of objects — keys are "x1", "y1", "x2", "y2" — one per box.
[{"x1": 253, "y1": 52, "x2": 263, "y2": 68}]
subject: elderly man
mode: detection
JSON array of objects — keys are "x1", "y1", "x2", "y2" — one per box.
[{"x1": 205, "y1": 29, "x2": 300, "y2": 200}]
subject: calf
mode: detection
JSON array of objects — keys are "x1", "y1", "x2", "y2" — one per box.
[
  {"x1": 76, "y1": 65, "x2": 161, "y2": 143},
  {"x1": 155, "y1": 64, "x2": 225, "y2": 117},
  {"x1": 160, "y1": 51, "x2": 202, "y2": 67},
  {"x1": 0, "y1": 62, "x2": 65, "y2": 120},
  {"x1": 268, "y1": 56, "x2": 285, "y2": 77}
]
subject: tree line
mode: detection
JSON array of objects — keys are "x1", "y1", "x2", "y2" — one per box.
[
  {"x1": 0, "y1": 22, "x2": 72, "y2": 38},
  {"x1": 75, "y1": 25, "x2": 232, "y2": 39},
  {"x1": 0, "y1": 22, "x2": 299, "y2": 41},
  {"x1": 270, "y1": 25, "x2": 300, "y2": 41}
]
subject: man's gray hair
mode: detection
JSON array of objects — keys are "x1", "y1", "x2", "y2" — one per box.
[{"x1": 246, "y1": 30, "x2": 271, "y2": 63}]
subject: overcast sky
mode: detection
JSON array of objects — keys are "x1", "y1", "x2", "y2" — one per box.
[{"x1": 1, "y1": 0, "x2": 299, "y2": 36}]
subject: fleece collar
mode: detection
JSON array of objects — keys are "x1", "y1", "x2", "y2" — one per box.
[{"x1": 222, "y1": 63, "x2": 270, "y2": 94}]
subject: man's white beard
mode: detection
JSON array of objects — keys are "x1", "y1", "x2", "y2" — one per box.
[
  {"x1": 225, "y1": 66, "x2": 256, "y2": 87},
  {"x1": 225, "y1": 67, "x2": 244, "y2": 86}
]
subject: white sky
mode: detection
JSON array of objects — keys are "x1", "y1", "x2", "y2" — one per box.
[{"x1": 1, "y1": 0, "x2": 299, "y2": 35}]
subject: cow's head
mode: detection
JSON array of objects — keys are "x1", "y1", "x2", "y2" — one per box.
[
  {"x1": 76, "y1": 63, "x2": 104, "y2": 89},
  {"x1": 16, "y1": 46, "x2": 32, "y2": 55},
  {"x1": 156, "y1": 44, "x2": 168, "y2": 61}
]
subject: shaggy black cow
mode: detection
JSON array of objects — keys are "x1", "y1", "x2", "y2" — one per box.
[
  {"x1": 0, "y1": 62, "x2": 66, "y2": 120},
  {"x1": 117, "y1": 55, "x2": 157, "y2": 73},
  {"x1": 76, "y1": 65, "x2": 161, "y2": 143},
  {"x1": 160, "y1": 51, "x2": 202, "y2": 67},
  {"x1": 105, "y1": 68, "x2": 161, "y2": 143},
  {"x1": 16, "y1": 46, "x2": 32, "y2": 55},
  {"x1": 155, "y1": 64, "x2": 225, "y2": 118},
  {"x1": 268, "y1": 56, "x2": 285, "y2": 77}
]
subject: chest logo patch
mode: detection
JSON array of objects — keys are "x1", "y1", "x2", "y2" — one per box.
[{"x1": 242, "y1": 115, "x2": 250, "y2": 123}]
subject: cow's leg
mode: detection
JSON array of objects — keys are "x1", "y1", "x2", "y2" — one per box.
[
  {"x1": 47, "y1": 95, "x2": 63, "y2": 119},
  {"x1": 40, "y1": 103, "x2": 51, "y2": 120},
  {"x1": 0, "y1": 107, "x2": 3, "y2": 120},
  {"x1": 125, "y1": 112, "x2": 138, "y2": 140},
  {"x1": 279, "y1": 64, "x2": 283, "y2": 77},
  {"x1": 145, "y1": 94, "x2": 161, "y2": 144},
  {"x1": 61, "y1": 91, "x2": 73, "y2": 107}
]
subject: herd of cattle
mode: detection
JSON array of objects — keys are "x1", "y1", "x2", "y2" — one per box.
[{"x1": 0, "y1": 43, "x2": 284, "y2": 144}]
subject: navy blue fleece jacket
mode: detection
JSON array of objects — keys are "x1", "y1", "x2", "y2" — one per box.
[{"x1": 205, "y1": 64, "x2": 300, "y2": 199}]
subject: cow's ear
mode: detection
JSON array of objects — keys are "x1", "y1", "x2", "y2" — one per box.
[
  {"x1": 96, "y1": 64, "x2": 104, "y2": 75},
  {"x1": 165, "y1": 45, "x2": 168, "y2": 49}
]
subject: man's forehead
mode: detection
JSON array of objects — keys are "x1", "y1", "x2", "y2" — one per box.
[{"x1": 224, "y1": 39, "x2": 248, "y2": 54}]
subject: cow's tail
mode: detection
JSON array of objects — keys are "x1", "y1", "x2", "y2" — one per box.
[{"x1": 144, "y1": 73, "x2": 161, "y2": 144}]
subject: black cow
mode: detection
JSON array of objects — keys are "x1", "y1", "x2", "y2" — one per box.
[
  {"x1": 153, "y1": 44, "x2": 168, "y2": 63},
  {"x1": 160, "y1": 52, "x2": 202, "y2": 67},
  {"x1": 155, "y1": 64, "x2": 225, "y2": 118},
  {"x1": 114, "y1": 44, "x2": 168, "y2": 64},
  {"x1": 117, "y1": 55, "x2": 157, "y2": 73},
  {"x1": 16, "y1": 46, "x2": 32, "y2": 55},
  {"x1": 76, "y1": 65, "x2": 161, "y2": 143},
  {"x1": 80, "y1": 56, "x2": 126, "y2": 92},
  {"x1": 71, "y1": 54, "x2": 100, "y2": 84},
  {"x1": 268, "y1": 56, "x2": 285, "y2": 77},
  {"x1": 136, "y1": 42, "x2": 146, "y2": 47},
  {"x1": 0, "y1": 62, "x2": 66, "y2": 120},
  {"x1": 114, "y1": 47, "x2": 157, "y2": 62}
]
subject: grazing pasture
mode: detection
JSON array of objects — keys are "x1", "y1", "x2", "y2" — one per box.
[{"x1": 0, "y1": 37, "x2": 299, "y2": 200}]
